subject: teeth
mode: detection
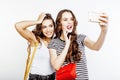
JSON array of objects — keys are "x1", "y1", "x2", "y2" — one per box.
[
  {"x1": 67, "y1": 25, "x2": 72, "y2": 29},
  {"x1": 46, "y1": 32, "x2": 52, "y2": 35}
]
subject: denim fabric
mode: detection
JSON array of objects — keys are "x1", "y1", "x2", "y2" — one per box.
[{"x1": 28, "y1": 73, "x2": 55, "y2": 80}]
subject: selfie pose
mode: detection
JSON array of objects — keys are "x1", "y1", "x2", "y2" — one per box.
[
  {"x1": 48, "y1": 9, "x2": 108, "y2": 80},
  {"x1": 15, "y1": 13, "x2": 55, "y2": 80}
]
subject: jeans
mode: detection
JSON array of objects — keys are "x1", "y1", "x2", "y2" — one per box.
[{"x1": 28, "y1": 72, "x2": 55, "y2": 80}]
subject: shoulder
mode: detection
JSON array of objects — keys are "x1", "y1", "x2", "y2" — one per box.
[
  {"x1": 50, "y1": 38, "x2": 59, "y2": 44},
  {"x1": 50, "y1": 38, "x2": 58, "y2": 41},
  {"x1": 77, "y1": 34, "x2": 86, "y2": 41},
  {"x1": 48, "y1": 38, "x2": 60, "y2": 49},
  {"x1": 77, "y1": 34, "x2": 87, "y2": 47}
]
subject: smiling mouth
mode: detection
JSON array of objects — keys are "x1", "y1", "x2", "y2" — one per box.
[
  {"x1": 67, "y1": 25, "x2": 72, "y2": 30},
  {"x1": 46, "y1": 32, "x2": 53, "y2": 35}
]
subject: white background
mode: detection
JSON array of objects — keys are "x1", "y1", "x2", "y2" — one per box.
[{"x1": 0, "y1": 0, "x2": 120, "y2": 80}]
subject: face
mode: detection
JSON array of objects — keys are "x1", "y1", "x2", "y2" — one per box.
[
  {"x1": 41, "y1": 19, "x2": 54, "y2": 38},
  {"x1": 61, "y1": 12, "x2": 74, "y2": 33}
]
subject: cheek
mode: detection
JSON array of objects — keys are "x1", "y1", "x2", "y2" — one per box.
[
  {"x1": 41, "y1": 29, "x2": 46, "y2": 33},
  {"x1": 61, "y1": 26, "x2": 66, "y2": 31},
  {"x1": 61, "y1": 22, "x2": 66, "y2": 28},
  {"x1": 50, "y1": 27, "x2": 54, "y2": 32},
  {"x1": 61, "y1": 24, "x2": 67, "y2": 30}
]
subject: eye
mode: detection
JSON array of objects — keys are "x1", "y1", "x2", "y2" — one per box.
[
  {"x1": 63, "y1": 18, "x2": 67, "y2": 21},
  {"x1": 71, "y1": 18, "x2": 74, "y2": 21},
  {"x1": 41, "y1": 26, "x2": 46, "y2": 29},
  {"x1": 49, "y1": 24, "x2": 54, "y2": 27}
]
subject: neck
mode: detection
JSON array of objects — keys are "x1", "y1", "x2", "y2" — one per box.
[
  {"x1": 43, "y1": 38, "x2": 51, "y2": 43},
  {"x1": 42, "y1": 38, "x2": 51, "y2": 47},
  {"x1": 60, "y1": 33, "x2": 65, "y2": 41}
]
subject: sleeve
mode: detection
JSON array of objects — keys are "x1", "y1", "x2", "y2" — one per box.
[
  {"x1": 78, "y1": 34, "x2": 86, "y2": 46},
  {"x1": 48, "y1": 39, "x2": 57, "y2": 50}
]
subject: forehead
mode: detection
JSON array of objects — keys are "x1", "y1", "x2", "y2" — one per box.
[
  {"x1": 62, "y1": 12, "x2": 73, "y2": 18},
  {"x1": 42, "y1": 19, "x2": 53, "y2": 25}
]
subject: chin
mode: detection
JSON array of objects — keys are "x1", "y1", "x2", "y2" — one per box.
[
  {"x1": 67, "y1": 30, "x2": 72, "y2": 33},
  {"x1": 46, "y1": 35, "x2": 53, "y2": 38}
]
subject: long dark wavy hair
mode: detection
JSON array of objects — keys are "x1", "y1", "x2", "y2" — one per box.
[
  {"x1": 32, "y1": 13, "x2": 55, "y2": 43},
  {"x1": 55, "y1": 9, "x2": 82, "y2": 62}
]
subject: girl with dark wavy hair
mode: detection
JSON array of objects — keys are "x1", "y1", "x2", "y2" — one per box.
[
  {"x1": 48, "y1": 9, "x2": 108, "y2": 80},
  {"x1": 15, "y1": 13, "x2": 55, "y2": 80}
]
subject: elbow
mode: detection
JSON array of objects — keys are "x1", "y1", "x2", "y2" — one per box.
[
  {"x1": 15, "y1": 23, "x2": 19, "y2": 30},
  {"x1": 94, "y1": 48, "x2": 100, "y2": 51},
  {"x1": 55, "y1": 67, "x2": 61, "y2": 71},
  {"x1": 91, "y1": 44, "x2": 102, "y2": 51},
  {"x1": 53, "y1": 65, "x2": 61, "y2": 71},
  {"x1": 15, "y1": 22, "x2": 23, "y2": 31},
  {"x1": 93, "y1": 47, "x2": 101, "y2": 51},
  {"x1": 52, "y1": 63, "x2": 61, "y2": 71}
]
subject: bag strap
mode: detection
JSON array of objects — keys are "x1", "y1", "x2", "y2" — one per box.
[
  {"x1": 24, "y1": 44, "x2": 31, "y2": 80},
  {"x1": 24, "y1": 42, "x2": 38, "y2": 80}
]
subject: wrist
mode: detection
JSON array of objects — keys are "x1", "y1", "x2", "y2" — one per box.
[{"x1": 101, "y1": 29, "x2": 108, "y2": 35}]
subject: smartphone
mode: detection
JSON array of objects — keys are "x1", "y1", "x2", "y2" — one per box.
[{"x1": 88, "y1": 11, "x2": 102, "y2": 23}]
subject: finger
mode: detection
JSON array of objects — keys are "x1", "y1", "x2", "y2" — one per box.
[
  {"x1": 68, "y1": 35, "x2": 71, "y2": 40},
  {"x1": 99, "y1": 14, "x2": 108, "y2": 24},
  {"x1": 99, "y1": 18, "x2": 108, "y2": 23},
  {"x1": 99, "y1": 22, "x2": 108, "y2": 26},
  {"x1": 63, "y1": 31, "x2": 68, "y2": 35},
  {"x1": 37, "y1": 12, "x2": 46, "y2": 20},
  {"x1": 41, "y1": 12, "x2": 46, "y2": 17},
  {"x1": 99, "y1": 20, "x2": 108, "y2": 26},
  {"x1": 64, "y1": 31, "x2": 70, "y2": 40},
  {"x1": 100, "y1": 13, "x2": 108, "y2": 20}
]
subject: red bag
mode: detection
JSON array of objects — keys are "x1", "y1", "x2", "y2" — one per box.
[{"x1": 56, "y1": 63, "x2": 76, "y2": 80}]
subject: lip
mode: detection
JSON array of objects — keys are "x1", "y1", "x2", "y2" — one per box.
[
  {"x1": 67, "y1": 25, "x2": 72, "y2": 30},
  {"x1": 46, "y1": 32, "x2": 53, "y2": 36}
]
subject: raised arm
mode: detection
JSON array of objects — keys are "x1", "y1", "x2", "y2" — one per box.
[
  {"x1": 49, "y1": 43, "x2": 69, "y2": 70},
  {"x1": 84, "y1": 13, "x2": 108, "y2": 51},
  {"x1": 49, "y1": 31, "x2": 71, "y2": 70},
  {"x1": 15, "y1": 13, "x2": 46, "y2": 45}
]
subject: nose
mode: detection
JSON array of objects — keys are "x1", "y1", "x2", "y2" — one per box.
[
  {"x1": 68, "y1": 20, "x2": 72, "y2": 24},
  {"x1": 46, "y1": 27, "x2": 51, "y2": 31}
]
